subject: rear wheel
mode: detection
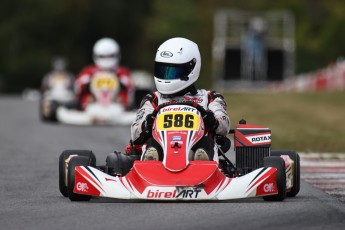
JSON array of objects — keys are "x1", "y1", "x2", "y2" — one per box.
[
  {"x1": 271, "y1": 150, "x2": 300, "y2": 197},
  {"x1": 67, "y1": 156, "x2": 92, "y2": 201},
  {"x1": 263, "y1": 156, "x2": 286, "y2": 201},
  {"x1": 59, "y1": 150, "x2": 96, "y2": 197}
]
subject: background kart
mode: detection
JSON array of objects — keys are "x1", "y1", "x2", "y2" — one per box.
[
  {"x1": 40, "y1": 71, "x2": 76, "y2": 122},
  {"x1": 41, "y1": 70, "x2": 152, "y2": 125},
  {"x1": 55, "y1": 71, "x2": 136, "y2": 125},
  {"x1": 59, "y1": 102, "x2": 300, "y2": 201},
  {"x1": 56, "y1": 102, "x2": 136, "y2": 126}
]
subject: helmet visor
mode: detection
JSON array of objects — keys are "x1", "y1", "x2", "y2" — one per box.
[
  {"x1": 94, "y1": 53, "x2": 120, "y2": 59},
  {"x1": 155, "y1": 59, "x2": 196, "y2": 80}
]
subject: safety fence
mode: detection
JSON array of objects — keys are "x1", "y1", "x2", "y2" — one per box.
[{"x1": 269, "y1": 60, "x2": 345, "y2": 92}]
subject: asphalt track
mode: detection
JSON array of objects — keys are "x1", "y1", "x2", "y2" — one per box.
[{"x1": 1, "y1": 96, "x2": 345, "y2": 230}]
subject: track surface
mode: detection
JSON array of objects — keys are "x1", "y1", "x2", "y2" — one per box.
[{"x1": 1, "y1": 97, "x2": 345, "y2": 230}]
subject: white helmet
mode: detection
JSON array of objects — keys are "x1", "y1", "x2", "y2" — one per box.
[
  {"x1": 154, "y1": 37, "x2": 201, "y2": 95},
  {"x1": 93, "y1": 38, "x2": 120, "y2": 70},
  {"x1": 52, "y1": 56, "x2": 67, "y2": 71}
]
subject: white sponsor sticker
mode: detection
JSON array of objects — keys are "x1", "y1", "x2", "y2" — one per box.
[
  {"x1": 264, "y1": 183, "x2": 274, "y2": 192},
  {"x1": 76, "y1": 182, "x2": 89, "y2": 192},
  {"x1": 246, "y1": 134, "x2": 271, "y2": 144}
]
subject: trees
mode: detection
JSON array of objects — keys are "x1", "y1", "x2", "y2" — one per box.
[
  {"x1": 0, "y1": 0, "x2": 152, "y2": 92},
  {"x1": 1, "y1": 0, "x2": 345, "y2": 92}
]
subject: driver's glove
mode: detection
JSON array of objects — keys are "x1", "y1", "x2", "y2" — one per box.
[
  {"x1": 134, "y1": 113, "x2": 155, "y2": 145},
  {"x1": 216, "y1": 135, "x2": 231, "y2": 153},
  {"x1": 203, "y1": 110, "x2": 219, "y2": 132},
  {"x1": 142, "y1": 113, "x2": 155, "y2": 132}
]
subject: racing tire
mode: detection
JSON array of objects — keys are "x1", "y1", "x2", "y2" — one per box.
[
  {"x1": 39, "y1": 100, "x2": 45, "y2": 121},
  {"x1": 271, "y1": 150, "x2": 300, "y2": 197},
  {"x1": 40, "y1": 100, "x2": 59, "y2": 122},
  {"x1": 67, "y1": 156, "x2": 92, "y2": 201},
  {"x1": 106, "y1": 152, "x2": 139, "y2": 176},
  {"x1": 263, "y1": 156, "x2": 286, "y2": 201},
  {"x1": 59, "y1": 150, "x2": 96, "y2": 197}
]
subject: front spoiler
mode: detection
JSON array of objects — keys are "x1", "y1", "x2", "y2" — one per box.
[
  {"x1": 73, "y1": 161, "x2": 279, "y2": 200},
  {"x1": 56, "y1": 103, "x2": 136, "y2": 125}
]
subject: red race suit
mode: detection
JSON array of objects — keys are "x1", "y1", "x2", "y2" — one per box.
[{"x1": 75, "y1": 65, "x2": 134, "y2": 110}]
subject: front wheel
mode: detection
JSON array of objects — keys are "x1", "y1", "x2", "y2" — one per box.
[
  {"x1": 263, "y1": 156, "x2": 286, "y2": 201},
  {"x1": 40, "y1": 100, "x2": 59, "y2": 122},
  {"x1": 271, "y1": 150, "x2": 300, "y2": 197},
  {"x1": 67, "y1": 156, "x2": 92, "y2": 201},
  {"x1": 59, "y1": 150, "x2": 96, "y2": 197}
]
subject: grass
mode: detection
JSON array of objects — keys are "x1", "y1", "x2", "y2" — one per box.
[{"x1": 223, "y1": 91, "x2": 345, "y2": 153}]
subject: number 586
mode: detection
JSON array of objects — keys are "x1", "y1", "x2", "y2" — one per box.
[{"x1": 163, "y1": 114, "x2": 194, "y2": 128}]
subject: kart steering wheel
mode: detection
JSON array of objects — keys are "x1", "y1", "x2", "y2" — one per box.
[
  {"x1": 150, "y1": 100, "x2": 219, "y2": 131},
  {"x1": 151, "y1": 100, "x2": 208, "y2": 118}
]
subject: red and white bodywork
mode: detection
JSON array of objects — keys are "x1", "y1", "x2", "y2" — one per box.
[{"x1": 72, "y1": 104, "x2": 281, "y2": 200}]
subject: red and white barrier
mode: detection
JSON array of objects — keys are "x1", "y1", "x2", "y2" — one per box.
[{"x1": 269, "y1": 60, "x2": 345, "y2": 92}]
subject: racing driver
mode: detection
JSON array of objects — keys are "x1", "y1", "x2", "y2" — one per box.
[
  {"x1": 130, "y1": 37, "x2": 230, "y2": 161},
  {"x1": 75, "y1": 37, "x2": 135, "y2": 110}
]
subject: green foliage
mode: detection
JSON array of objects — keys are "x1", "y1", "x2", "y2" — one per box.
[
  {"x1": 0, "y1": 0, "x2": 152, "y2": 92},
  {"x1": 1, "y1": 0, "x2": 345, "y2": 92},
  {"x1": 146, "y1": 0, "x2": 345, "y2": 88}
]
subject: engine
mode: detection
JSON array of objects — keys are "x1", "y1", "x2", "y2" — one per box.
[{"x1": 234, "y1": 121, "x2": 271, "y2": 174}]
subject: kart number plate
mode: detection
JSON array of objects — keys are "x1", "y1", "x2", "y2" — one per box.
[
  {"x1": 156, "y1": 112, "x2": 199, "y2": 131},
  {"x1": 91, "y1": 73, "x2": 118, "y2": 91}
]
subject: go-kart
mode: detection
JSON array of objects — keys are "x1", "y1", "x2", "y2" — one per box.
[
  {"x1": 56, "y1": 71, "x2": 136, "y2": 125},
  {"x1": 59, "y1": 101, "x2": 300, "y2": 201},
  {"x1": 40, "y1": 71, "x2": 75, "y2": 122}
]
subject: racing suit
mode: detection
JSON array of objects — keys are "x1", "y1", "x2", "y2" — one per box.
[
  {"x1": 75, "y1": 65, "x2": 134, "y2": 110},
  {"x1": 130, "y1": 87, "x2": 230, "y2": 161}
]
